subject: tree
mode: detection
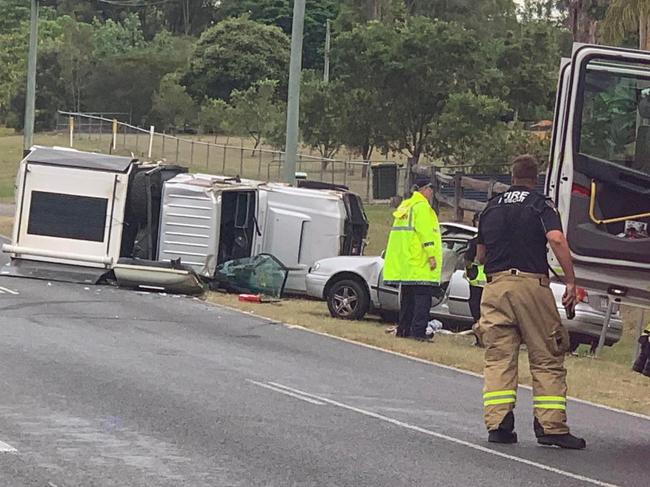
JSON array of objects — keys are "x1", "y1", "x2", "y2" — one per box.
[
  {"x1": 227, "y1": 79, "x2": 284, "y2": 153},
  {"x1": 382, "y1": 19, "x2": 478, "y2": 166},
  {"x1": 92, "y1": 13, "x2": 145, "y2": 58},
  {"x1": 494, "y1": 20, "x2": 566, "y2": 121},
  {"x1": 199, "y1": 98, "x2": 229, "y2": 134},
  {"x1": 183, "y1": 17, "x2": 290, "y2": 102},
  {"x1": 602, "y1": 0, "x2": 650, "y2": 51},
  {"x1": 216, "y1": 0, "x2": 340, "y2": 70},
  {"x1": 58, "y1": 17, "x2": 95, "y2": 113},
  {"x1": 430, "y1": 92, "x2": 549, "y2": 172},
  {"x1": 559, "y1": 0, "x2": 608, "y2": 43},
  {"x1": 150, "y1": 74, "x2": 197, "y2": 130},
  {"x1": 300, "y1": 74, "x2": 343, "y2": 162},
  {"x1": 430, "y1": 92, "x2": 512, "y2": 169}
]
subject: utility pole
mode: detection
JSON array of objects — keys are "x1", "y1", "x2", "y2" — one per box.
[
  {"x1": 324, "y1": 19, "x2": 331, "y2": 82},
  {"x1": 282, "y1": 0, "x2": 306, "y2": 185},
  {"x1": 23, "y1": 0, "x2": 39, "y2": 155}
]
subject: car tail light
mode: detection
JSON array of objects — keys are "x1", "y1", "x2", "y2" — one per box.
[
  {"x1": 571, "y1": 183, "x2": 591, "y2": 197},
  {"x1": 576, "y1": 287, "x2": 588, "y2": 303}
]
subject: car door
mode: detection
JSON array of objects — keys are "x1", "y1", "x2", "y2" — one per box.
[
  {"x1": 549, "y1": 45, "x2": 650, "y2": 305},
  {"x1": 376, "y1": 268, "x2": 400, "y2": 311}
]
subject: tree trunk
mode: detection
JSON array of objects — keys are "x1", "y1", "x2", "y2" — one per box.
[
  {"x1": 361, "y1": 141, "x2": 373, "y2": 178},
  {"x1": 569, "y1": 0, "x2": 598, "y2": 43},
  {"x1": 641, "y1": 13, "x2": 650, "y2": 51},
  {"x1": 366, "y1": 0, "x2": 379, "y2": 20}
]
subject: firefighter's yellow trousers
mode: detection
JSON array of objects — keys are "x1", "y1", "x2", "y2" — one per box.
[{"x1": 476, "y1": 271, "x2": 571, "y2": 435}]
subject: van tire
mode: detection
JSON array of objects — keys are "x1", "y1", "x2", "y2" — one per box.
[{"x1": 326, "y1": 279, "x2": 370, "y2": 320}]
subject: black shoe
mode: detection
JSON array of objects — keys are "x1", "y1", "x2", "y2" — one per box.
[
  {"x1": 537, "y1": 433, "x2": 586, "y2": 450},
  {"x1": 488, "y1": 429, "x2": 518, "y2": 444},
  {"x1": 488, "y1": 411, "x2": 517, "y2": 444}
]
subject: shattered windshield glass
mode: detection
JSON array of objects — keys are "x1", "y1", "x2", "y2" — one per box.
[{"x1": 214, "y1": 254, "x2": 288, "y2": 298}]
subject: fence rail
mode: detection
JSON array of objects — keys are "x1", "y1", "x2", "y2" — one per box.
[
  {"x1": 57, "y1": 111, "x2": 394, "y2": 201},
  {"x1": 53, "y1": 111, "x2": 513, "y2": 211}
]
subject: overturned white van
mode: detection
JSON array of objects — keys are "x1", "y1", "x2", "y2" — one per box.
[
  {"x1": 156, "y1": 173, "x2": 368, "y2": 292},
  {"x1": 3, "y1": 147, "x2": 368, "y2": 293}
]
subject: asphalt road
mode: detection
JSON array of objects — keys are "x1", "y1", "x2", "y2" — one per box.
[{"x1": 0, "y1": 249, "x2": 647, "y2": 486}]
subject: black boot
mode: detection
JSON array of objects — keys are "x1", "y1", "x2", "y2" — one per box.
[
  {"x1": 488, "y1": 411, "x2": 518, "y2": 444},
  {"x1": 632, "y1": 336, "x2": 649, "y2": 373},
  {"x1": 534, "y1": 418, "x2": 586, "y2": 450}
]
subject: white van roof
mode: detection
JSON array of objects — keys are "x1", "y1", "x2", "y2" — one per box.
[{"x1": 25, "y1": 146, "x2": 135, "y2": 173}]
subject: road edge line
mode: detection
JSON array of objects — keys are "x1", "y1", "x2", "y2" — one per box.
[{"x1": 211, "y1": 301, "x2": 650, "y2": 422}]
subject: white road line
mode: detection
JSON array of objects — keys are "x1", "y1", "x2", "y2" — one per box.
[
  {"x1": 267, "y1": 382, "x2": 620, "y2": 487},
  {"x1": 0, "y1": 440, "x2": 17, "y2": 453},
  {"x1": 247, "y1": 380, "x2": 325, "y2": 406},
  {"x1": 269, "y1": 319, "x2": 650, "y2": 422},
  {"x1": 0, "y1": 286, "x2": 18, "y2": 295}
]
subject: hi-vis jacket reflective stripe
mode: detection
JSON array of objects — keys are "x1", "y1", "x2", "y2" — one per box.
[
  {"x1": 383, "y1": 191, "x2": 442, "y2": 285},
  {"x1": 464, "y1": 263, "x2": 486, "y2": 287}
]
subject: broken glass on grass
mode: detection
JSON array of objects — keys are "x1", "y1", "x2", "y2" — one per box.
[{"x1": 213, "y1": 254, "x2": 288, "y2": 299}]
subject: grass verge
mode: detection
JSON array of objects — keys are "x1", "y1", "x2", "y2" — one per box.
[{"x1": 207, "y1": 292, "x2": 650, "y2": 416}]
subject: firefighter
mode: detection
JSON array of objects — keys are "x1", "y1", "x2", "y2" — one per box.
[
  {"x1": 475, "y1": 155, "x2": 586, "y2": 449},
  {"x1": 632, "y1": 322, "x2": 650, "y2": 377},
  {"x1": 384, "y1": 175, "x2": 442, "y2": 340}
]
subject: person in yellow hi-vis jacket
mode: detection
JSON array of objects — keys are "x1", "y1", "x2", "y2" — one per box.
[{"x1": 384, "y1": 175, "x2": 442, "y2": 340}]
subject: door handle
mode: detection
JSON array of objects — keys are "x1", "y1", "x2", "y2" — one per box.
[{"x1": 589, "y1": 180, "x2": 650, "y2": 224}]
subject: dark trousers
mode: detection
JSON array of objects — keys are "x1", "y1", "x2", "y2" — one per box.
[
  {"x1": 469, "y1": 286, "x2": 484, "y2": 322},
  {"x1": 633, "y1": 335, "x2": 650, "y2": 376},
  {"x1": 397, "y1": 285, "x2": 433, "y2": 338}
]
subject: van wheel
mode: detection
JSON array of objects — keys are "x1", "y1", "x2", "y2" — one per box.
[{"x1": 326, "y1": 279, "x2": 369, "y2": 320}]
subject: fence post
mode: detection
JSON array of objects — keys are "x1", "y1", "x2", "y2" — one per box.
[
  {"x1": 258, "y1": 148, "x2": 263, "y2": 178},
  {"x1": 161, "y1": 133, "x2": 166, "y2": 158},
  {"x1": 239, "y1": 140, "x2": 244, "y2": 176},
  {"x1": 331, "y1": 159, "x2": 335, "y2": 184},
  {"x1": 122, "y1": 124, "x2": 126, "y2": 146},
  {"x1": 175, "y1": 138, "x2": 180, "y2": 163},
  {"x1": 135, "y1": 131, "x2": 140, "y2": 154},
  {"x1": 206, "y1": 143, "x2": 210, "y2": 169},
  {"x1": 320, "y1": 158, "x2": 325, "y2": 182},
  {"x1": 431, "y1": 169, "x2": 440, "y2": 214},
  {"x1": 148, "y1": 125, "x2": 155, "y2": 159},
  {"x1": 595, "y1": 301, "x2": 615, "y2": 357},
  {"x1": 112, "y1": 119, "x2": 117, "y2": 152},
  {"x1": 190, "y1": 140, "x2": 195, "y2": 166},
  {"x1": 366, "y1": 161, "x2": 371, "y2": 201},
  {"x1": 68, "y1": 116, "x2": 74, "y2": 147},
  {"x1": 99, "y1": 117, "x2": 103, "y2": 141},
  {"x1": 454, "y1": 171, "x2": 464, "y2": 223},
  {"x1": 222, "y1": 146, "x2": 227, "y2": 173},
  {"x1": 343, "y1": 157, "x2": 348, "y2": 187},
  {"x1": 487, "y1": 177, "x2": 496, "y2": 200}
]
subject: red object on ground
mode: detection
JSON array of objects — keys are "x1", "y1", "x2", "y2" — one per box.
[{"x1": 238, "y1": 294, "x2": 261, "y2": 303}]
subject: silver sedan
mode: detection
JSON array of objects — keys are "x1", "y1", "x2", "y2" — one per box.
[{"x1": 306, "y1": 223, "x2": 622, "y2": 351}]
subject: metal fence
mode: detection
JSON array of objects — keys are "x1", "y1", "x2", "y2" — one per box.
[{"x1": 55, "y1": 111, "x2": 409, "y2": 201}]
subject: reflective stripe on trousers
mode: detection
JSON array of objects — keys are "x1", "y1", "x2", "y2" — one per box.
[
  {"x1": 533, "y1": 395, "x2": 566, "y2": 410},
  {"x1": 483, "y1": 389, "x2": 516, "y2": 407}
]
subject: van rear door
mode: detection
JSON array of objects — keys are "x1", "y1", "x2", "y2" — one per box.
[{"x1": 551, "y1": 45, "x2": 650, "y2": 304}]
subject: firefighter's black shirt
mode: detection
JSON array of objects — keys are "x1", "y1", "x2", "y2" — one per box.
[{"x1": 477, "y1": 186, "x2": 562, "y2": 275}]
